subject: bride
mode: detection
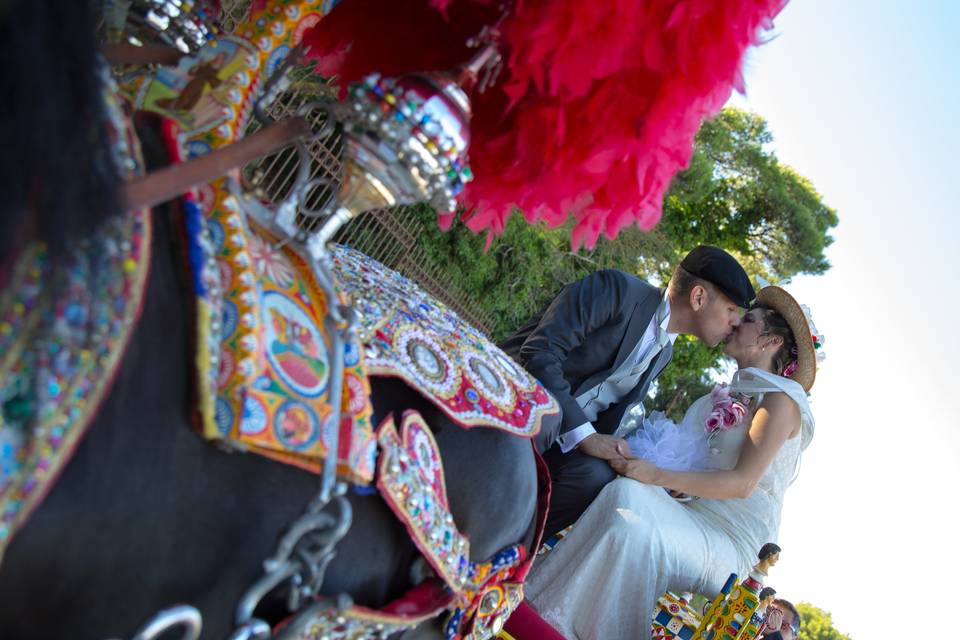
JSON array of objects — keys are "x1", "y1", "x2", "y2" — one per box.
[{"x1": 524, "y1": 285, "x2": 822, "y2": 639}]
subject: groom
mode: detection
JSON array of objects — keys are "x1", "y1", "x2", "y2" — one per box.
[{"x1": 501, "y1": 246, "x2": 754, "y2": 535}]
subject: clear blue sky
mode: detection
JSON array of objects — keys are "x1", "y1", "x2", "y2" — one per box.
[{"x1": 728, "y1": 1, "x2": 960, "y2": 637}]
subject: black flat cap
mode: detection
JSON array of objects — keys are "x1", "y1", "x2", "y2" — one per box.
[{"x1": 680, "y1": 246, "x2": 755, "y2": 308}]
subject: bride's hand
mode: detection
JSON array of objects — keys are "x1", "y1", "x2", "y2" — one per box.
[
  {"x1": 609, "y1": 457, "x2": 658, "y2": 484},
  {"x1": 577, "y1": 433, "x2": 634, "y2": 461}
]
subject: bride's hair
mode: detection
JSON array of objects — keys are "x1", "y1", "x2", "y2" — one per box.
[{"x1": 752, "y1": 306, "x2": 797, "y2": 377}]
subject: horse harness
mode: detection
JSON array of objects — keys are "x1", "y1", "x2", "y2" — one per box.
[{"x1": 0, "y1": 2, "x2": 560, "y2": 638}]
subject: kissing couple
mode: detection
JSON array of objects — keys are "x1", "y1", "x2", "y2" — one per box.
[{"x1": 502, "y1": 246, "x2": 822, "y2": 639}]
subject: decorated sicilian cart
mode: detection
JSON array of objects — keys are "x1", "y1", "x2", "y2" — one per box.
[
  {"x1": 647, "y1": 543, "x2": 785, "y2": 640},
  {"x1": 0, "y1": 0, "x2": 787, "y2": 638}
]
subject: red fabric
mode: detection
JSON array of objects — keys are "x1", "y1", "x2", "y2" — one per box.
[
  {"x1": 503, "y1": 600, "x2": 566, "y2": 640},
  {"x1": 272, "y1": 579, "x2": 454, "y2": 633},
  {"x1": 302, "y1": 0, "x2": 786, "y2": 248}
]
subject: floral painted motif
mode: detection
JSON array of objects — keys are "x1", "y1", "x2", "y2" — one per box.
[
  {"x1": 273, "y1": 399, "x2": 322, "y2": 450},
  {"x1": 153, "y1": 0, "x2": 375, "y2": 485},
  {"x1": 249, "y1": 232, "x2": 295, "y2": 288},
  {"x1": 183, "y1": 203, "x2": 376, "y2": 483}
]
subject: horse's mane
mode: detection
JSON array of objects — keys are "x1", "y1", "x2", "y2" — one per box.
[{"x1": 0, "y1": 0, "x2": 121, "y2": 265}]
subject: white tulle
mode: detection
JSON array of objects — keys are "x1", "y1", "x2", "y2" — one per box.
[
  {"x1": 525, "y1": 368, "x2": 814, "y2": 640},
  {"x1": 624, "y1": 411, "x2": 712, "y2": 472}
]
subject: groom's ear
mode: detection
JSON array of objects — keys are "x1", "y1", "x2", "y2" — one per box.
[{"x1": 689, "y1": 284, "x2": 708, "y2": 311}]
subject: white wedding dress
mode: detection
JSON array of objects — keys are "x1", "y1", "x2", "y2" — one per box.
[{"x1": 524, "y1": 368, "x2": 815, "y2": 640}]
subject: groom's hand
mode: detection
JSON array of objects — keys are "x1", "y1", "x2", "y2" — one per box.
[
  {"x1": 577, "y1": 433, "x2": 634, "y2": 461},
  {"x1": 609, "y1": 457, "x2": 658, "y2": 484}
]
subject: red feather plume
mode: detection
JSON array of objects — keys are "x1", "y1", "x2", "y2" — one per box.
[{"x1": 302, "y1": 0, "x2": 787, "y2": 248}]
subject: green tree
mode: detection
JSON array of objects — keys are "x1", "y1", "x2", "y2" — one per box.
[
  {"x1": 796, "y1": 602, "x2": 852, "y2": 640},
  {"x1": 412, "y1": 107, "x2": 838, "y2": 418},
  {"x1": 660, "y1": 108, "x2": 837, "y2": 280},
  {"x1": 642, "y1": 108, "x2": 837, "y2": 417}
]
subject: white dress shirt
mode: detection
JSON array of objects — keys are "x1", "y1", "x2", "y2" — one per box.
[{"x1": 557, "y1": 297, "x2": 677, "y2": 453}]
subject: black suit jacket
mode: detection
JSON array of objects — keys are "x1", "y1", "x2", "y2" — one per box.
[{"x1": 501, "y1": 270, "x2": 673, "y2": 438}]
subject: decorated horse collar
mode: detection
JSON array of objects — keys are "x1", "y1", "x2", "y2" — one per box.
[
  {"x1": 0, "y1": 211, "x2": 151, "y2": 559},
  {"x1": 0, "y1": 61, "x2": 151, "y2": 558},
  {"x1": 0, "y1": 66, "x2": 152, "y2": 560}
]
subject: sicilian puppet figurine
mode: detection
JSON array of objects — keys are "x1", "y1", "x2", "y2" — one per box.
[
  {"x1": 740, "y1": 587, "x2": 778, "y2": 640},
  {"x1": 751, "y1": 542, "x2": 782, "y2": 582},
  {"x1": 758, "y1": 588, "x2": 778, "y2": 617},
  {"x1": 705, "y1": 543, "x2": 781, "y2": 638},
  {"x1": 693, "y1": 545, "x2": 781, "y2": 640}
]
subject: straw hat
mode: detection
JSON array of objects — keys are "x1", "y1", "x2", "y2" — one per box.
[{"x1": 755, "y1": 285, "x2": 824, "y2": 392}]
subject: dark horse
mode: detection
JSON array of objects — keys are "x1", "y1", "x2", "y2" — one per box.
[
  {"x1": 0, "y1": 206, "x2": 540, "y2": 640},
  {"x1": 0, "y1": 3, "x2": 541, "y2": 638}
]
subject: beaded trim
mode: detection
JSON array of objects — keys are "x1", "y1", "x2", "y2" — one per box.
[
  {"x1": 278, "y1": 580, "x2": 454, "y2": 640},
  {"x1": 332, "y1": 245, "x2": 558, "y2": 438},
  {"x1": 448, "y1": 447, "x2": 550, "y2": 640},
  {"x1": 452, "y1": 447, "x2": 550, "y2": 640},
  {"x1": 277, "y1": 420, "x2": 539, "y2": 640},
  {"x1": 375, "y1": 412, "x2": 542, "y2": 639},
  {"x1": 345, "y1": 72, "x2": 474, "y2": 212},
  {"x1": 245, "y1": 402, "x2": 543, "y2": 640},
  {"x1": 0, "y1": 73, "x2": 151, "y2": 557},
  {"x1": 377, "y1": 412, "x2": 471, "y2": 591},
  {"x1": 444, "y1": 550, "x2": 526, "y2": 640}
]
